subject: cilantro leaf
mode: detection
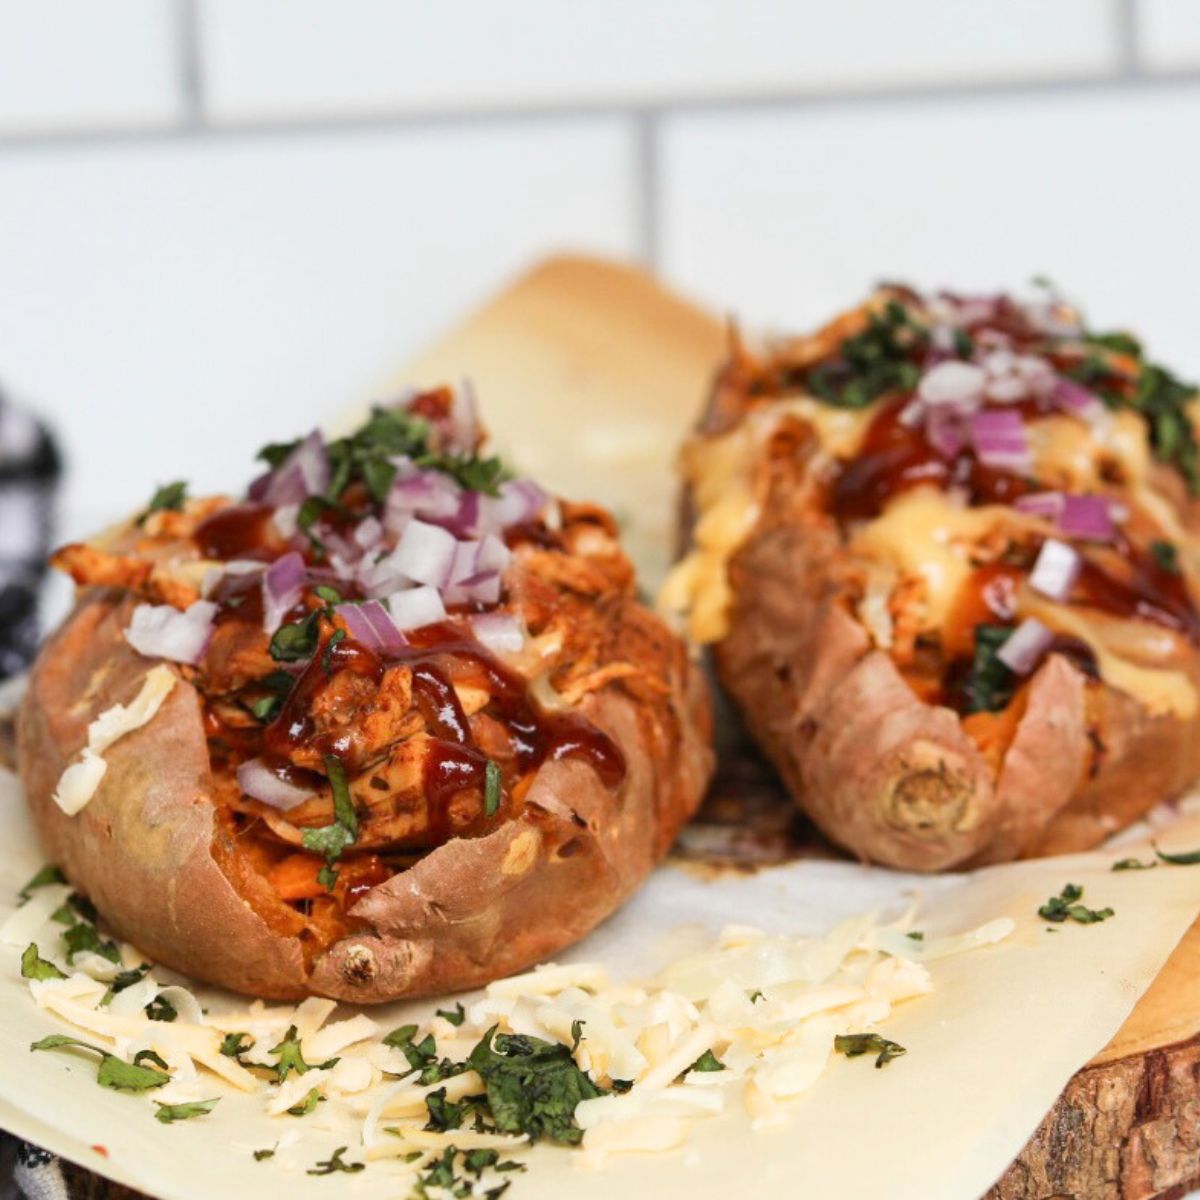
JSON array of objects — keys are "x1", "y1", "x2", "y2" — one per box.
[
  {"x1": 1112, "y1": 857, "x2": 1156, "y2": 872},
  {"x1": 834, "y1": 1033, "x2": 907, "y2": 1068},
  {"x1": 269, "y1": 610, "x2": 320, "y2": 663},
  {"x1": 145, "y1": 995, "x2": 178, "y2": 1022},
  {"x1": 466, "y1": 1026, "x2": 603, "y2": 1145},
  {"x1": 961, "y1": 624, "x2": 1019, "y2": 715},
  {"x1": 154, "y1": 1098, "x2": 219, "y2": 1123},
  {"x1": 61, "y1": 921, "x2": 120, "y2": 965},
  {"x1": 483, "y1": 759, "x2": 502, "y2": 817},
  {"x1": 287, "y1": 1087, "x2": 322, "y2": 1117},
  {"x1": 301, "y1": 755, "x2": 358, "y2": 865},
  {"x1": 267, "y1": 1025, "x2": 338, "y2": 1082},
  {"x1": 1038, "y1": 882, "x2": 1114, "y2": 924},
  {"x1": 31, "y1": 1035, "x2": 170, "y2": 1092},
  {"x1": 685, "y1": 1049, "x2": 725, "y2": 1074},
  {"x1": 1154, "y1": 844, "x2": 1200, "y2": 866},
  {"x1": 306, "y1": 1147, "x2": 363, "y2": 1175},
  {"x1": 436, "y1": 1002, "x2": 466, "y2": 1027},
  {"x1": 137, "y1": 481, "x2": 188, "y2": 526},
  {"x1": 21, "y1": 943, "x2": 65, "y2": 981},
  {"x1": 18, "y1": 865, "x2": 66, "y2": 903}
]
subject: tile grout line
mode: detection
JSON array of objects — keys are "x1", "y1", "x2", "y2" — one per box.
[
  {"x1": 633, "y1": 110, "x2": 661, "y2": 272},
  {"x1": 1115, "y1": 0, "x2": 1143, "y2": 77},
  {"x1": 174, "y1": 0, "x2": 206, "y2": 126},
  {"x1": 4, "y1": 66, "x2": 1200, "y2": 153}
]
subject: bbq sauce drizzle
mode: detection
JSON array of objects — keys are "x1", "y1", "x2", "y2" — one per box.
[{"x1": 250, "y1": 619, "x2": 623, "y2": 850}]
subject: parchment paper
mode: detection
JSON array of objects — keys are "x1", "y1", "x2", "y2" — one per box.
[{"x1": 3, "y1": 765, "x2": 1200, "y2": 1200}]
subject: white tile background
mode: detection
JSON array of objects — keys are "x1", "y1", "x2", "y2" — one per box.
[{"x1": 0, "y1": 0, "x2": 1198, "y2": 553}]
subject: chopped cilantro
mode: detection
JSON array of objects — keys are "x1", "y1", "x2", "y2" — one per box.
[
  {"x1": 145, "y1": 995, "x2": 178, "y2": 1022},
  {"x1": 424, "y1": 1086, "x2": 467, "y2": 1132},
  {"x1": 436, "y1": 1002, "x2": 467, "y2": 1027},
  {"x1": 287, "y1": 1088, "x2": 322, "y2": 1117},
  {"x1": 1150, "y1": 540, "x2": 1181, "y2": 575},
  {"x1": 317, "y1": 865, "x2": 338, "y2": 891},
  {"x1": 154, "y1": 1098, "x2": 219, "y2": 1123},
  {"x1": 1038, "y1": 883, "x2": 1114, "y2": 924},
  {"x1": 962, "y1": 624, "x2": 1018, "y2": 715},
  {"x1": 21, "y1": 943, "x2": 65, "y2": 981},
  {"x1": 1154, "y1": 844, "x2": 1200, "y2": 866},
  {"x1": 248, "y1": 670, "x2": 294, "y2": 722},
  {"x1": 321, "y1": 627, "x2": 346, "y2": 674},
  {"x1": 61, "y1": 921, "x2": 119, "y2": 965},
  {"x1": 268, "y1": 610, "x2": 320, "y2": 663},
  {"x1": 267, "y1": 1025, "x2": 339, "y2": 1083},
  {"x1": 1112, "y1": 857, "x2": 1156, "y2": 872},
  {"x1": 220, "y1": 1032, "x2": 255, "y2": 1063},
  {"x1": 31, "y1": 1035, "x2": 170, "y2": 1092},
  {"x1": 906, "y1": 930, "x2": 925, "y2": 941},
  {"x1": 18, "y1": 865, "x2": 65, "y2": 903},
  {"x1": 806, "y1": 300, "x2": 927, "y2": 409},
  {"x1": 483, "y1": 759, "x2": 502, "y2": 817},
  {"x1": 307, "y1": 1147, "x2": 363, "y2": 1176},
  {"x1": 301, "y1": 755, "x2": 358, "y2": 865},
  {"x1": 137, "y1": 480, "x2": 188, "y2": 526},
  {"x1": 466, "y1": 1026, "x2": 603, "y2": 1145},
  {"x1": 253, "y1": 1146, "x2": 277, "y2": 1162},
  {"x1": 685, "y1": 1049, "x2": 725, "y2": 1075},
  {"x1": 834, "y1": 1033, "x2": 907, "y2": 1068}
]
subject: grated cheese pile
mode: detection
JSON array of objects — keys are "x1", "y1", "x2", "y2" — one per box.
[{"x1": 3, "y1": 876, "x2": 1012, "y2": 1190}]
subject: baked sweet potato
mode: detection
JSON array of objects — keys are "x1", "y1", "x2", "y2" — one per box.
[
  {"x1": 19, "y1": 388, "x2": 712, "y2": 1000},
  {"x1": 664, "y1": 287, "x2": 1200, "y2": 870}
]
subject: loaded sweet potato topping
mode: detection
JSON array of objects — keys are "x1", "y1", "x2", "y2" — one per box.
[
  {"x1": 665, "y1": 285, "x2": 1200, "y2": 812},
  {"x1": 51, "y1": 389, "x2": 654, "y2": 960}
]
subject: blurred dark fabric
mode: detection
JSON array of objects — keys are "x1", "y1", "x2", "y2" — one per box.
[{"x1": 0, "y1": 393, "x2": 61, "y2": 680}]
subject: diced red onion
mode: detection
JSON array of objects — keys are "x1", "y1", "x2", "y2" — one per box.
[
  {"x1": 486, "y1": 479, "x2": 549, "y2": 529},
  {"x1": 392, "y1": 518, "x2": 458, "y2": 587},
  {"x1": 1015, "y1": 491, "x2": 1115, "y2": 542},
  {"x1": 236, "y1": 757, "x2": 313, "y2": 812},
  {"x1": 200, "y1": 559, "x2": 262, "y2": 598},
  {"x1": 1014, "y1": 491, "x2": 1066, "y2": 521},
  {"x1": 1053, "y1": 378, "x2": 1104, "y2": 425},
  {"x1": 353, "y1": 515, "x2": 384, "y2": 550},
  {"x1": 971, "y1": 409, "x2": 1031, "y2": 471},
  {"x1": 469, "y1": 611, "x2": 525, "y2": 654},
  {"x1": 262, "y1": 550, "x2": 306, "y2": 635},
  {"x1": 273, "y1": 503, "x2": 300, "y2": 540},
  {"x1": 334, "y1": 600, "x2": 407, "y2": 656},
  {"x1": 386, "y1": 585, "x2": 447, "y2": 631},
  {"x1": 997, "y1": 618, "x2": 1055, "y2": 675},
  {"x1": 1029, "y1": 538, "x2": 1082, "y2": 602},
  {"x1": 1059, "y1": 494, "x2": 1114, "y2": 542},
  {"x1": 926, "y1": 411, "x2": 967, "y2": 459},
  {"x1": 261, "y1": 430, "x2": 330, "y2": 506},
  {"x1": 126, "y1": 600, "x2": 218, "y2": 665},
  {"x1": 917, "y1": 361, "x2": 984, "y2": 410}
]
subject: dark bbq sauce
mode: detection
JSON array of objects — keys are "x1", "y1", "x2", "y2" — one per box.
[
  {"x1": 195, "y1": 502, "x2": 279, "y2": 561},
  {"x1": 1074, "y1": 552, "x2": 1200, "y2": 640},
  {"x1": 828, "y1": 394, "x2": 1034, "y2": 523},
  {"x1": 256, "y1": 619, "x2": 625, "y2": 847}
]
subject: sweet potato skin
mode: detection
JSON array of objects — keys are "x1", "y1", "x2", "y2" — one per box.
[
  {"x1": 18, "y1": 587, "x2": 712, "y2": 1001},
  {"x1": 708, "y1": 419, "x2": 1200, "y2": 872}
]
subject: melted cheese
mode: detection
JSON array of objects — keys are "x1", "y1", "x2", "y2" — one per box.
[
  {"x1": 660, "y1": 399, "x2": 871, "y2": 644},
  {"x1": 850, "y1": 490, "x2": 1024, "y2": 631},
  {"x1": 1022, "y1": 592, "x2": 1197, "y2": 718}
]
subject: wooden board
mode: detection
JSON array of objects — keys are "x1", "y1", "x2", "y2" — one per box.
[{"x1": 9, "y1": 254, "x2": 1200, "y2": 1200}]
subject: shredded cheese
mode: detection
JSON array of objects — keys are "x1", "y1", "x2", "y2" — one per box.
[
  {"x1": 11, "y1": 888, "x2": 1013, "y2": 1181},
  {"x1": 51, "y1": 665, "x2": 176, "y2": 815}
]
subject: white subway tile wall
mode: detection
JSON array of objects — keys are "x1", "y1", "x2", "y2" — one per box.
[
  {"x1": 1139, "y1": 0, "x2": 1200, "y2": 68},
  {"x1": 659, "y1": 84, "x2": 1200, "y2": 375},
  {"x1": 0, "y1": 0, "x2": 1198, "y2": 556},
  {"x1": 199, "y1": 0, "x2": 1119, "y2": 120},
  {"x1": 0, "y1": 0, "x2": 183, "y2": 133}
]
